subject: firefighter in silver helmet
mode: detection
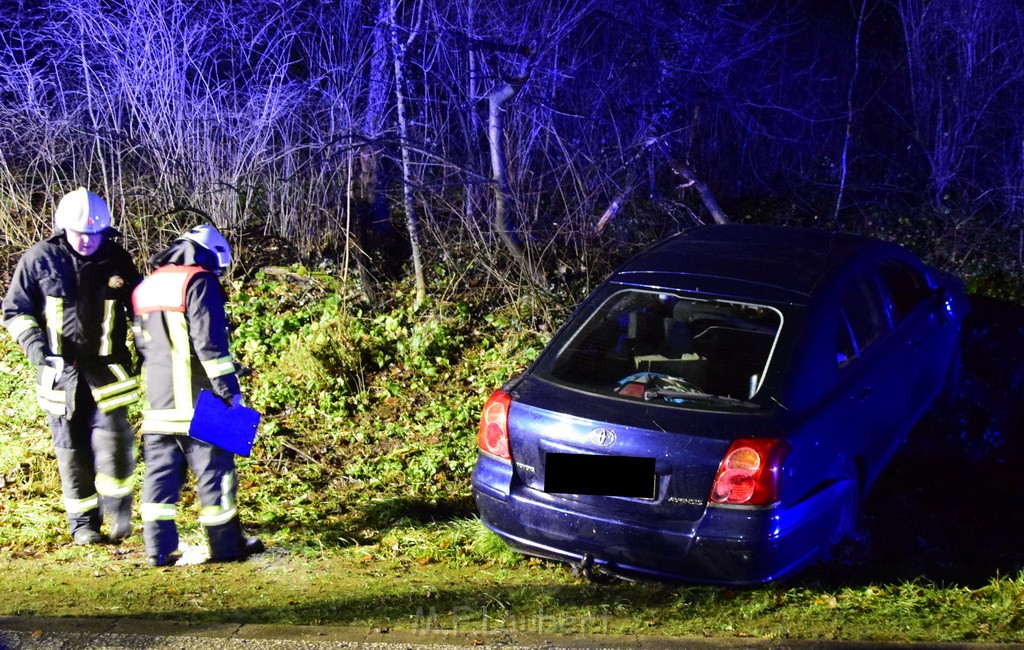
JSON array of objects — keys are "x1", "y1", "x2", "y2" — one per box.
[
  {"x1": 132, "y1": 224, "x2": 263, "y2": 566},
  {"x1": 2, "y1": 187, "x2": 142, "y2": 545}
]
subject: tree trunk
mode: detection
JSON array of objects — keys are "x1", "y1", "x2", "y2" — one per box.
[
  {"x1": 387, "y1": 0, "x2": 427, "y2": 307},
  {"x1": 833, "y1": 0, "x2": 867, "y2": 223},
  {"x1": 350, "y1": 0, "x2": 395, "y2": 303},
  {"x1": 487, "y1": 59, "x2": 545, "y2": 287},
  {"x1": 672, "y1": 161, "x2": 729, "y2": 225}
]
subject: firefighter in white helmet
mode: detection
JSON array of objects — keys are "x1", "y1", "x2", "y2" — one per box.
[
  {"x1": 132, "y1": 225, "x2": 263, "y2": 566},
  {"x1": 2, "y1": 187, "x2": 142, "y2": 545}
]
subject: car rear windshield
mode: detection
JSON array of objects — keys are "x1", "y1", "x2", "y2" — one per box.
[{"x1": 541, "y1": 289, "x2": 783, "y2": 406}]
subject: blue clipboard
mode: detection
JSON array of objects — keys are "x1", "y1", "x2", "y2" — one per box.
[{"x1": 188, "y1": 390, "x2": 261, "y2": 457}]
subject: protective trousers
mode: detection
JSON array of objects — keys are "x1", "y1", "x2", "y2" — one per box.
[
  {"x1": 140, "y1": 433, "x2": 245, "y2": 560},
  {"x1": 49, "y1": 379, "x2": 136, "y2": 539}
]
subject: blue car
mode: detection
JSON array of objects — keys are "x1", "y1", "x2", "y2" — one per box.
[{"x1": 472, "y1": 224, "x2": 969, "y2": 584}]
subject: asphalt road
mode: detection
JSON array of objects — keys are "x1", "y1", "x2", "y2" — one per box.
[{"x1": 3, "y1": 616, "x2": 1024, "y2": 650}]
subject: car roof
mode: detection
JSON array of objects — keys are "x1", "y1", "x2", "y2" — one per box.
[{"x1": 613, "y1": 224, "x2": 907, "y2": 298}]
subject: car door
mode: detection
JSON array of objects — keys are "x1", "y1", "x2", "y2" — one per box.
[
  {"x1": 834, "y1": 269, "x2": 905, "y2": 487},
  {"x1": 875, "y1": 258, "x2": 949, "y2": 417}
]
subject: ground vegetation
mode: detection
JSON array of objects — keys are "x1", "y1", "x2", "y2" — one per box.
[
  {"x1": 2, "y1": 245, "x2": 1024, "y2": 642},
  {"x1": 3, "y1": 0, "x2": 1024, "y2": 642}
]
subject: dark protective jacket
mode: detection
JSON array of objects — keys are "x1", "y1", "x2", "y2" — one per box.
[
  {"x1": 132, "y1": 256, "x2": 241, "y2": 434},
  {"x1": 2, "y1": 233, "x2": 142, "y2": 415}
]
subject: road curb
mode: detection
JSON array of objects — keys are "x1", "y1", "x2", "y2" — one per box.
[{"x1": 2, "y1": 615, "x2": 1022, "y2": 649}]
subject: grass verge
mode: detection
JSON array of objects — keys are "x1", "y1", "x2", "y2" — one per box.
[
  {"x1": 2, "y1": 541, "x2": 1023, "y2": 643},
  {"x1": 1, "y1": 267, "x2": 1023, "y2": 644}
]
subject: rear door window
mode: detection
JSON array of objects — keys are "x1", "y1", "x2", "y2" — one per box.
[
  {"x1": 839, "y1": 272, "x2": 890, "y2": 363},
  {"x1": 837, "y1": 311, "x2": 857, "y2": 367},
  {"x1": 877, "y1": 259, "x2": 930, "y2": 324}
]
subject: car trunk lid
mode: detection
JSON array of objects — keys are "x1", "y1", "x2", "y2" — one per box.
[{"x1": 507, "y1": 377, "x2": 777, "y2": 523}]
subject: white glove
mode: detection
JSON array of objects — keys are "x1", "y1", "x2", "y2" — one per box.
[{"x1": 43, "y1": 356, "x2": 65, "y2": 382}]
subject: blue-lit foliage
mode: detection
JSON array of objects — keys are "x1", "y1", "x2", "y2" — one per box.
[{"x1": 1, "y1": 0, "x2": 1023, "y2": 284}]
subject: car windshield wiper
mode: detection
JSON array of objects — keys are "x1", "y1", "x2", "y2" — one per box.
[{"x1": 643, "y1": 388, "x2": 761, "y2": 409}]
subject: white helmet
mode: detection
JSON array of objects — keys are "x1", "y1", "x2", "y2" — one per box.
[
  {"x1": 54, "y1": 187, "x2": 112, "y2": 234},
  {"x1": 180, "y1": 224, "x2": 232, "y2": 271}
]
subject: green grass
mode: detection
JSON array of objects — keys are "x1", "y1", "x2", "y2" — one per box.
[
  {"x1": 2, "y1": 267, "x2": 1024, "y2": 643},
  {"x1": 2, "y1": 547, "x2": 1023, "y2": 642}
]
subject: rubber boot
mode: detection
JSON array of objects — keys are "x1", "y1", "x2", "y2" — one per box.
[
  {"x1": 66, "y1": 508, "x2": 103, "y2": 541},
  {"x1": 103, "y1": 494, "x2": 134, "y2": 542},
  {"x1": 73, "y1": 528, "x2": 104, "y2": 545},
  {"x1": 206, "y1": 516, "x2": 263, "y2": 562},
  {"x1": 55, "y1": 448, "x2": 103, "y2": 544},
  {"x1": 143, "y1": 517, "x2": 180, "y2": 564}
]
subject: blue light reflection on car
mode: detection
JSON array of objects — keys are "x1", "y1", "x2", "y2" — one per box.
[{"x1": 471, "y1": 224, "x2": 969, "y2": 585}]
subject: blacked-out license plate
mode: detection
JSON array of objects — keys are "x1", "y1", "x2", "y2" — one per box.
[{"x1": 544, "y1": 453, "x2": 656, "y2": 499}]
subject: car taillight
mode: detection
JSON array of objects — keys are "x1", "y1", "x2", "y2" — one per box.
[
  {"x1": 709, "y1": 438, "x2": 790, "y2": 506},
  {"x1": 477, "y1": 389, "x2": 513, "y2": 462}
]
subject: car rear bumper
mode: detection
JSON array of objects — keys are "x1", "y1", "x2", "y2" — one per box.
[{"x1": 473, "y1": 458, "x2": 849, "y2": 585}]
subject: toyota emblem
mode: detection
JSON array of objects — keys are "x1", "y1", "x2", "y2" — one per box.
[{"x1": 588, "y1": 428, "x2": 616, "y2": 447}]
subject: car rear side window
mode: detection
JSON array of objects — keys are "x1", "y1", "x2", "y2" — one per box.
[
  {"x1": 837, "y1": 312, "x2": 857, "y2": 367},
  {"x1": 840, "y1": 273, "x2": 889, "y2": 361},
  {"x1": 877, "y1": 259, "x2": 930, "y2": 323},
  {"x1": 542, "y1": 290, "x2": 782, "y2": 404}
]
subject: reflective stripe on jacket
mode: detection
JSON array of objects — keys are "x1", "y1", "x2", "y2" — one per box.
[
  {"x1": 133, "y1": 265, "x2": 240, "y2": 434},
  {"x1": 1, "y1": 234, "x2": 142, "y2": 415}
]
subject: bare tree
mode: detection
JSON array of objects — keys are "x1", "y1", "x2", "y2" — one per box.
[
  {"x1": 833, "y1": 0, "x2": 871, "y2": 222},
  {"x1": 892, "y1": 0, "x2": 1024, "y2": 213},
  {"x1": 481, "y1": 39, "x2": 545, "y2": 284},
  {"x1": 4, "y1": 0, "x2": 1024, "y2": 291},
  {"x1": 386, "y1": 0, "x2": 428, "y2": 307}
]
